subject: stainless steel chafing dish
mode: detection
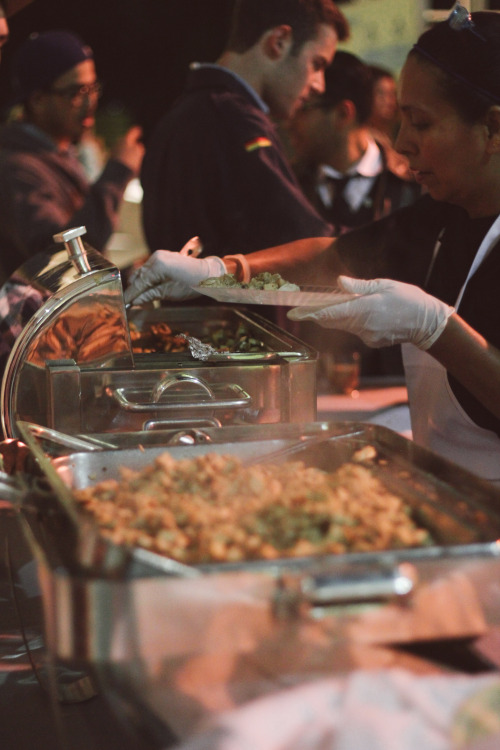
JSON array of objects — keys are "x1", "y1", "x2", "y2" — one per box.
[
  {"x1": 7, "y1": 421, "x2": 500, "y2": 743},
  {"x1": 1, "y1": 227, "x2": 317, "y2": 439}
]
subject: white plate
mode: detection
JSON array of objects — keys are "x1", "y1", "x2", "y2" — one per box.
[{"x1": 192, "y1": 284, "x2": 357, "y2": 307}]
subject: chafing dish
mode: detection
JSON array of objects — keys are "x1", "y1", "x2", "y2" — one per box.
[
  {"x1": 8, "y1": 421, "x2": 500, "y2": 742},
  {"x1": 1, "y1": 227, "x2": 317, "y2": 439}
]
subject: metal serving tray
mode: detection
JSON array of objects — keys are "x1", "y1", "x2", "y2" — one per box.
[
  {"x1": 4, "y1": 305, "x2": 318, "y2": 438},
  {"x1": 127, "y1": 304, "x2": 312, "y2": 361},
  {"x1": 1, "y1": 225, "x2": 318, "y2": 438},
  {"x1": 17, "y1": 420, "x2": 500, "y2": 578},
  {"x1": 12, "y1": 421, "x2": 500, "y2": 743}
]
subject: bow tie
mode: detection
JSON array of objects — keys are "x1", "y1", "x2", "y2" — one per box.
[{"x1": 322, "y1": 174, "x2": 353, "y2": 206}]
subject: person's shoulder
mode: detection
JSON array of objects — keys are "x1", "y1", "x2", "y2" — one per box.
[
  {"x1": 0, "y1": 123, "x2": 45, "y2": 179},
  {"x1": 177, "y1": 65, "x2": 251, "y2": 111},
  {"x1": 185, "y1": 65, "x2": 268, "y2": 121},
  {"x1": 385, "y1": 193, "x2": 450, "y2": 226},
  {"x1": 0, "y1": 121, "x2": 29, "y2": 149},
  {"x1": 411, "y1": 193, "x2": 456, "y2": 221},
  {"x1": 145, "y1": 65, "x2": 272, "y2": 159},
  {"x1": 0, "y1": 122, "x2": 57, "y2": 163},
  {"x1": 148, "y1": 67, "x2": 251, "y2": 136}
]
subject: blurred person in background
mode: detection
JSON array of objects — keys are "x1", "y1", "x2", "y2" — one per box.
[
  {"x1": 287, "y1": 51, "x2": 419, "y2": 236},
  {"x1": 0, "y1": 29, "x2": 144, "y2": 285},
  {"x1": 141, "y1": 0, "x2": 349, "y2": 263},
  {"x1": 367, "y1": 64, "x2": 400, "y2": 145},
  {"x1": 0, "y1": 2, "x2": 9, "y2": 61}
]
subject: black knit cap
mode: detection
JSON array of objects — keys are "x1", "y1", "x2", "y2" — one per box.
[{"x1": 10, "y1": 30, "x2": 93, "y2": 103}]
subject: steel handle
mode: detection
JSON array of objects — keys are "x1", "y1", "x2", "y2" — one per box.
[
  {"x1": 152, "y1": 373, "x2": 214, "y2": 403},
  {"x1": 272, "y1": 562, "x2": 417, "y2": 619},
  {"x1": 301, "y1": 562, "x2": 417, "y2": 605},
  {"x1": 52, "y1": 226, "x2": 91, "y2": 274},
  {"x1": 106, "y1": 378, "x2": 252, "y2": 412},
  {"x1": 16, "y1": 421, "x2": 117, "y2": 452},
  {"x1": 143, "y1": 420, "x2": 220, "y2": 436}
]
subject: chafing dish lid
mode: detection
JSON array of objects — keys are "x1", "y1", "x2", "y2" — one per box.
[{"x1": 1, "y1": 226, "x2": 133, "y2": 437}]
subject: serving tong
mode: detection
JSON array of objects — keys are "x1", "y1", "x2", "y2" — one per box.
[{"x1": 177, "y1": 333, "x2": 221, "y2": 361}]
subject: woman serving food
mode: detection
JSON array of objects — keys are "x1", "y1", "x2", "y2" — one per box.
[{"x1": 126, "y1": 3, "x2": 500, "y2": 485}]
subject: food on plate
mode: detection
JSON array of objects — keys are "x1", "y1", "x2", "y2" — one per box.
[
  {"x1": 73, "y1": 451, "x2": 432, "y2": 564},
  {"x1": 200, "y1": 271, "x2": 300, "y2": 292}
]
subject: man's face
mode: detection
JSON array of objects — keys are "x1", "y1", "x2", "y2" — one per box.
[
  {"x1": 0, "y1": 3, "x2": 10, "y2": 64},
  {"x1": 265, "y1": 23, "x2": 338, "y2": 121},
  {"x1": 35, "y1": 59, "x2": 100, "y2": 145},
  {"x1": 372, "y1": 75, "x2": 398, "y2": 124}
]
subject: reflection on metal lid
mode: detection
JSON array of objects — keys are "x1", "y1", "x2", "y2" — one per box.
[{"x1": 1, "y1": 231, "x2": 132, "y2": 438}]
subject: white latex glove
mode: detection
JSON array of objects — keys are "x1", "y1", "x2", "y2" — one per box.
[
  {"x1": 124, "y1": 237, "x2": 226, "y2": 304},
  {"x1": 287, "y1": 276, "x2": 455, "y2": 350}
]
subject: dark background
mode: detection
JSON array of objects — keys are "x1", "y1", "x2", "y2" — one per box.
[
  {"x1": 0, "y1": 0, "x2": 358, "y2": 144},
  {"x1": 1, "y1": 0, "x2": 235, "y2": 141},
  {"x1": 5, "y1": 2, "x2": 500, "y2": 144}
]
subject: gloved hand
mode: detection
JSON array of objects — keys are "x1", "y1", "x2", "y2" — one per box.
[
  {"x1": 287, "y1": 276, "x2": 455, "y2": 350},
  {"x1": 124, "y1": 237, "x2": 226, "y2": 304}
]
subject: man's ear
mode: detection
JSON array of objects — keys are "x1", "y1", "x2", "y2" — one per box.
[
  {"x1": 336, "y1": 99, "x2": 357, "y2": 126},
  {"x1": 263, "y1": 24, "x2": 293, "y2": 60},
  {"x1": 485, "y1": 106, "x2": 500, "y2": 153}
]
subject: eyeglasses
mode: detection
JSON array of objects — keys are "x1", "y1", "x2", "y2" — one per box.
[
  {"x1": 447, "y1": 2, "x2": 486, "y2": 41},
  {"x1": 48, "y1": 81, "x2": 102, "y2": 105}
]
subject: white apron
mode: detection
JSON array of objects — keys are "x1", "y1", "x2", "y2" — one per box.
[{"x1": 402, "y1": 214, "x2": 500, "y2": 485}]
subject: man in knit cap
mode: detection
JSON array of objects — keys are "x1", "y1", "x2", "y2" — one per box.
[{"x1": 0, "y1": 29, "x2": 144, "y2": 283}]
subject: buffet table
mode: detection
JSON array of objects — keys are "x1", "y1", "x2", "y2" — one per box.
[{"x1": 2, "y1": 378, "x2": 500, "y2": 749}]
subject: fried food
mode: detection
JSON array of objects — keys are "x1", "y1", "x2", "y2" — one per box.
[{"x1": 129, "y1": 321, "x2": 189, "y2": 353}]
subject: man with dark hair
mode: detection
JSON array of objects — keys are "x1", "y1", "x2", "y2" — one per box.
[
  {"x1": 225, "y1": 0, "x2": 348, "y2": 56},
  {"x1": 0, "y1": 29, "x2": 144, "y2": 284},
  {"x1": 287, "y1": 51, "x2": 420, "y2": 236},
  {"x1": 141, "y1": 0, "x2": 349, "y2": 259}
]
